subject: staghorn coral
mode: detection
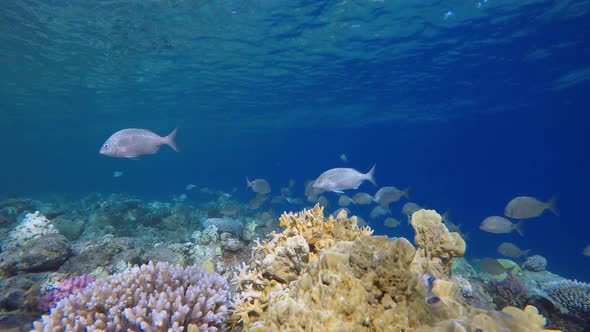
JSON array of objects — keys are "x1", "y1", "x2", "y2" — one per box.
[
  {"x1": 33, "y1": 261, "x2": 231, "y2": 331},
  {"x1": 523, "y1": 255, "x2": 548, "y2": 272},
  {"x1": 542, "y1": 279, "x2": 590, "y2": 318},
  {"x1": 231, "y1": 206, "x2": 554, "y2": 332}
]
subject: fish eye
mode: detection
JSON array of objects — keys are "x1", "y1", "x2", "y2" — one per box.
[{"x1": 103, "y1": 144, "x2": 109, "y2": 148}]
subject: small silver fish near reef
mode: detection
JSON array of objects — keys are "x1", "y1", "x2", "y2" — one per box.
[{"x1": 100, "y1": 128, "x2": 179, "y2": 158}]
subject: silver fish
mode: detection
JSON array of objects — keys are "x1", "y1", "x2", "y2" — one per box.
[
  {"x1": 337, "y1": 195, "x2": 354, "y2": 207},
  {"x1": 374, "y1": 186, "x2": 410, "y2": 207},
  {"x1": 402, "y1": 202, "x2": 423, "y2": 217},
  {"x1": 370, "y1": 205, "x2": 390, "y2": 219},
  {"x1": 113, "y1": 171, "x2": 124, "y2": 178},
  {"x1": 497, "y1": 242, "x2": 530, "y2": 258},
  {"x1": 352, "y1": 192, "x2": 374, "y2": 205},
  {"x1": 312, "y1": 165, "x2": 376, "y2": 193},
  {"x1": 479, "y1": 216, "x2": 523, "y2": 236},
  {"x1": 100, "y1": 128, "x2": 178, "y2": 158},
  {"x1": 246, "y1": 178, "x2": 271, "y2": 194},
  {"x1": 384, "y1": 217, "x2": 401, "y2": 228},
  {"x1": 504, "y1": 196, "x2": 558, "y2": 219}
]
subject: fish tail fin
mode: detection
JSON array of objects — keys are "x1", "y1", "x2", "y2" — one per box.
[
  {"x1": 523, "y1": 249, "x2": 531, "y2": 257},
  {"x1": 547, "y1": 196, "x2": 559, "y2": 216},
  {"x1": 515, "y1": 221, "x2": 525, "y2": 237},
  {"x1": 246, "y1": 177, "x2": 252, "y2": 188},
  {"x1": 403, "y1": 187, "x2": 411, "y2": 200},
  {"x1": 442, "y1": 210, "x2": 450, "y2": 223},
  {"x1": 365, "y1": 164, "x2": 377, "y2": 186},
  {"x1": 164, "y1": 128, "x2": 179, "y2": 152}
]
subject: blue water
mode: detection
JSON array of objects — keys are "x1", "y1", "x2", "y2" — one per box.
[{"x1": 1, "y1": 1, "x2": 589, "y2": 280}]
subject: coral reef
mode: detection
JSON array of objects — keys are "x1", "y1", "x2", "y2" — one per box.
[
  {"x1": 33, "y1": 261, "x2": 230, "y2": 331},
  {"x1": 523, "y1": 255, "x2": 548, "y2": 272},
  {"x1": 542, "y1": 280, "x2": 590, "y2": 319},
  {"x1": 231, "y1": 206, "x2": 553, "y2": 331}
]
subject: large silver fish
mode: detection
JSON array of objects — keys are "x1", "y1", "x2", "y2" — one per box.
[
  {"x1": 312, "y1": 165, "x2": 376, "y2": 193},
  {"x1": 504, "y1": 196, "x2": 558, "y2": 219},
  {"x1": 100, "y1": 128, "x2": 178, "y2": 158},
  {"x1": 479, "y1": 216, "x2": 523, "y2": 236},
  {"x1": 246, "y1": 178, "x2": 271, "y2": 194},
  {"x1": 497, "y1": 242, "x2": 530, "y2": 258}
]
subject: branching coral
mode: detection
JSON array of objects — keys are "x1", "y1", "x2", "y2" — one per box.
[
  {"x1": 542, "y1": 280, "x2": 590, "y2": 318},
  {"x1": 33, "y1": 261, "x2": 231, "y2": 331}
]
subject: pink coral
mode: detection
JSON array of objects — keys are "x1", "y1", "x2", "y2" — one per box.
[{"x1": 38, "y1": 275, "x2": 96, "y2": 312}]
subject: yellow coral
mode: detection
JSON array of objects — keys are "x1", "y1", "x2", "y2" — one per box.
[
  {"x1": 410, "y1": 209, "x2": 466, "y2": 278},
  {"x1": 232, "y1": 206, "x2": 556, "y2": 332}
]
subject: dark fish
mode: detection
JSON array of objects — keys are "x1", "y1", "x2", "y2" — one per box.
[
  {"x1": 100, "y1": 128, "x2": 178, "y2": 158},
  {"x1": 479, "y1": 258, "x2": 508, "y2": 275}
]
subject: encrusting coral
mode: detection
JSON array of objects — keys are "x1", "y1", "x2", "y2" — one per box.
[
  {"x1": 231, "y1": 205, "x2": 558, "y2": 331},
  {"x1": 33, "y1": 261, "x2": 231, "y2": 331}
]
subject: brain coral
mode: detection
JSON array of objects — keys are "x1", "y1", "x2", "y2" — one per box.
[
  {"x1": 231, "y1": 206, "x2": 553, "y2": 332},
  {"x1": 542, "y1": 279, "x2": 590, "y2": 318},
  {"x1": 33, "y1": 261, "x2": 231, "y2": 331}
]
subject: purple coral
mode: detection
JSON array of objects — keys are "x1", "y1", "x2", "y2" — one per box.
[
  {"x1": 38, "y1": 275, "x2": 96, "y2": 312},
  {"x1": 33, "y1": 261, "x2": 231, "y2": 331},
  {"x1": 522, "y1": 255, "x2": 547, "y2": 272},
  {"x1": 487, "y1": 274, "x2": 529, "y2": 309}
]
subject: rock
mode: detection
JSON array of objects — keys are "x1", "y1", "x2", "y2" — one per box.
[
  {"x1": 221, "y1": 238, "x2": 243, "y2": 252},
  {"x1": 59, "y1": 236, "x2": 133, "y2": 274},
  {"x1": 141, "y1": 248, "x2": 184, "y2": 265},
  {"x1": 0, "y1": 289, "x2": 26, "y2": 310},
  {"x1": 112, "y1": 248, "x2": 143, "y2": 266},
  {"x1": 0, "y1": 311, "x2": 38, "y2": 332},
  {"x1": 0, "y1": 234, "x2": 71, "y2": 275},
  {"x1": 50, "y1": 216, "x2": 85, "y2": 241}
]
